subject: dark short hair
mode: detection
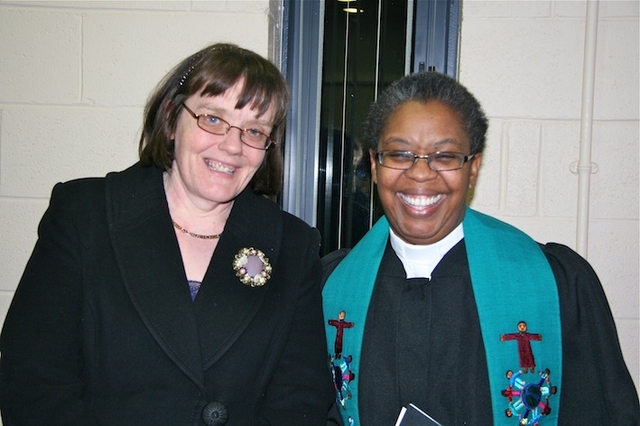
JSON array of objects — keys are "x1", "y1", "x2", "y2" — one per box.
[
  {"x1": 139, "y1": 43, "x2": 290, "y2": 196},
  {"x1": 362, "y1": 72, "x2": 488, "y2": 155}
]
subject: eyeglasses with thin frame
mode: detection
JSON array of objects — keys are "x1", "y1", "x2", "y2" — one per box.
[
  {"x1": 374, "y1": 150, "x2": 475, "y2": 171},
  {"x1": 181, "y1": 103, "x2": 274, "y2": 150}
]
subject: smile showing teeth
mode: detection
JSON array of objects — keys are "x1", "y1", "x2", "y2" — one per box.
[
  {"x1": 205, "y1": 159, "x2": 235, "y2": 175},
  {"x1": 399, "y1": 193, "x2": 443, "y2": 209}
]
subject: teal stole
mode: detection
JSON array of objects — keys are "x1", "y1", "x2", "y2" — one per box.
[{"x1": 323, "y1": 207, "x2": 562, "y2": 425}]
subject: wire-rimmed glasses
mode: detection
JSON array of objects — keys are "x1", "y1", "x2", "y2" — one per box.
[
  {"x1": 374, "y1": 150, "x2": 475, "y2": 171},
  {"x1": 181, "y1": 103, "x2": 274, "y2": 150}
]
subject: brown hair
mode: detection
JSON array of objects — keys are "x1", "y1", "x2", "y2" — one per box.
[{"x1": 139, "y1": 43, "x2": 290, "y2": 196}]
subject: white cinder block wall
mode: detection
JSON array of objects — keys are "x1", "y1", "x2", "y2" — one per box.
[{"x1": 0, "y1": 0, "x2": 637, "y2": 413}]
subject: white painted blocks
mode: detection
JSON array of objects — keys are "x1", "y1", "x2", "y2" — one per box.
[
  {"x1": 590, "y1": 122, "x2": 639, "y2": 219},
  {"x1": 0, "y1": 9, "x2": 81, "y2": 103},
  {"x1": 0, "y1": 106, "x2": 140, "y2": 198},
  {"x1": 460, "y1": 18, "x2": 584, "y2": 119},
  {"x1": 82, "y1": 12, "x2": 269, "y2": 106}
]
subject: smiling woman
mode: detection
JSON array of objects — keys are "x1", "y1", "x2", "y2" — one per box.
[
  {"x1": 322, "y1": 71, "x2": 639, "y2": 426},
  {"x1": 167, "y1": 86, "x2": 271, "y2": 237},
  {"x1": 371, "y1": 99, "x2": 482, "y2": 246},
  {"x1": 0, "y1": 43, "x2": 334, "y2": 426}
]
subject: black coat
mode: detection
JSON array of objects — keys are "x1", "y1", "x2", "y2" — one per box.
[{"x1": 0, "y1": 163, "x2": 334, "y2": 426}]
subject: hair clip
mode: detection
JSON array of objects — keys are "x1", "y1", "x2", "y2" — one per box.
[
  {"x1": 178, "y1": 49, "x2": 209, "y2": 86},
  {"x1": 179, "y1": 59, "x2": 199, "y2": 86}
]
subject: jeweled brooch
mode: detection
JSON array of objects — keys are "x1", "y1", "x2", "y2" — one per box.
[{"x1": 233, "y1": 247, "x2": 272, "y2": 287}]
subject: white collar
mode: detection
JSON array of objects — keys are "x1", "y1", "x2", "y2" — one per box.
[{"x1": 389, "y1": 223, "x2": 464, "y2": 279}]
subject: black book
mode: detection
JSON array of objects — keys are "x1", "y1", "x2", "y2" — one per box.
[{"x1": 394, "y1": 403, "x2": 443, "y2": 426}]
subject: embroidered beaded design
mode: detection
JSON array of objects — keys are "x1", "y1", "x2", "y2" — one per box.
[
  {"x1": 501, "y1": 368, "x2": 557, "y2": 424},
  {"x1": 328, "y1": 311, "x2": 356, "y2": 410},
  {"x1": 500, "y1": 321, "x2": 558, "y2": 424}
]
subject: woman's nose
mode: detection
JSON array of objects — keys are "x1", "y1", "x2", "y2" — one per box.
[
  {"x1": 218, "y1": 127, "x2": 245, "y2": 154},
  {"x1": 405, "y1": 157, "x2": 438, "y2": 180}
]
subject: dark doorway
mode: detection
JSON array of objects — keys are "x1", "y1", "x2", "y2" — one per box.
[{"x1": 282, "y1": 0, "x2": 461, "y2": 256}]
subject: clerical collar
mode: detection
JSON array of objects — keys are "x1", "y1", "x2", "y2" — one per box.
[{"x1": 389, "y1": 223, "x2": 464, "y2": 279}]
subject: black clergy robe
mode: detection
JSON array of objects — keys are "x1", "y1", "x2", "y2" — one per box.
[{"x1": 324, "y1": 239, "x2": 640, "y2": 425}]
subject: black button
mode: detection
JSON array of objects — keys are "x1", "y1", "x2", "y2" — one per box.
[{"x1": 202, "y1": 401, "x2": 228, "y2": 426}]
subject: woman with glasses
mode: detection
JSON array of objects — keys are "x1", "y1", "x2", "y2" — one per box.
[
  {"x1": 0, "y1": 43, "x2": 333, "y2": 426},
  {"x1": 323, "y1": 72, "x2": 639, "y2": 426}
]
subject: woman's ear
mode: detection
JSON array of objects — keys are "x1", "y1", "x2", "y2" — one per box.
[
  {"x1": 369, "y1": 149, "x2": 378, "y2": 184},
  {"x1": 468, "y1": 153, "x2": 482, "y2": 189},
  {"x1": 166, "y1": 99, "x2": 179, "y2": 140}
]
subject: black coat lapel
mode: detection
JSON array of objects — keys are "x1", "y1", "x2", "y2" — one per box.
[
  {"x1": 105, "y1": 164, "x2": 205, "y2": 390},
  {"x1": 105, "y1": 164, "x2": 286, "y2": 381},
  {"x1": 194, "y1": 188, "x2": 283, "y2": 368}
]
